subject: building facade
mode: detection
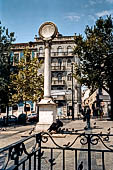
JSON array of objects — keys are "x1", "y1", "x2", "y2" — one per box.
[
  {"x1": 3, "y1": 32, "x2": 81, "y2": 118},
  {"x1": 82, "y1": 88, "x2": 111, "y2": 117}
]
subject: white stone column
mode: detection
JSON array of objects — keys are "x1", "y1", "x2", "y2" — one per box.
[
  {"x1": 44, "y1": 42, "x2": 51, "y2": 98},
  {"x1": 35, "y1": 22, "x2": 57, "y2": 132}
]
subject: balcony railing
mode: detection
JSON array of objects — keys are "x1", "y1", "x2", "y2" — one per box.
[
  {"x1": 52, "y1": 52, "x2": 73, "y2": 57},
  {"x1": 0, "y1": 131, "x2": 113, "y2": 170},
  {"x1": 52, "y1": 80, "x2": 65, "y2": 85},
  {"x1": 37, "y1": 51, "x2": 73, "y2": 57},
  {"x1": 51, "y1": 66, "x2": 65, "y2": 71}
]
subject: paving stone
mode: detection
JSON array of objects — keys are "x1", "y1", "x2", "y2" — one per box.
[{"x1": 1, "y1": 118, "x2": 113, "y2": 169}]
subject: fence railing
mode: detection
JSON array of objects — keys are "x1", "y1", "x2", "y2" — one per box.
[{"x1": 0, "y1": 130, "x2": 113, "y2": 170}]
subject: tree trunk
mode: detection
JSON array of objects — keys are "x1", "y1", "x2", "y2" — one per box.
[
  {"x1": 110, "y1": 88, "x2": 113, "y2": 120},
  {"x1": 25, "y1": 101, "x2": 27, "y2": 115},
  {"x1": 6, "y1": 105, "x2": 9, "y2": 126}
]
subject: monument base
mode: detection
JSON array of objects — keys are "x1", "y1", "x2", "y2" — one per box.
[{"x1": 35, "y1": 98, "x2": 57, "y2": 132}]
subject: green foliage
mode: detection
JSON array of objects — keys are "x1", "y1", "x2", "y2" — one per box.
[
  {"x1": 0, "y1": 22, "x2": 15, "y2": 105},
  {"x1": 73, "y1": 15, "x2": 113, "y2": 94},
  {"x1": 10, "y1": 48, "x2": 44, "y2": 104}
]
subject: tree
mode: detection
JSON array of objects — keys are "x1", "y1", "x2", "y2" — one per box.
[
  {"x1": 73, "y1": 15, "x2": 113, "y2": 119},
  {"x1": 0, "y1": 21, "x2": 15, "y2": 116},
  {"x1": 10, "y1": 48, "x2": 44, "y2": 114}
]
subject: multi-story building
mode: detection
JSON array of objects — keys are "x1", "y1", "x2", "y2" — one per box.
[
  {"x1": 82, "y1": 88, "x2": 111, "y2": 117},
  {"x1": 3, "y1": 32, "x2": 81, "y2": 118}
]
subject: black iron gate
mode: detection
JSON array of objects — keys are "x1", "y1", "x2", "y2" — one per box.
[{"x1": 0, "y1": 131, "x2": 113, "y2": 170}]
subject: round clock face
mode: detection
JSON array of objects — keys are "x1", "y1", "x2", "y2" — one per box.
[
  {"x1": 41, "y1": 24, "x2": 55, "y2": 38},
  {"x1": 39, "y1": 22, "x2": 58, "y2": 39}
]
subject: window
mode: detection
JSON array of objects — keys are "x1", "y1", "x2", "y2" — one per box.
[
  {"x1": 58, "y1": 58, "x2": 62, "y2": 68},
  {"x1": 51, "y1": 86, "x2": 57, "y2": 90},
  {"x1": 32, "y1": 51, "x2": 35, "y2": 58},
  {"x1": 20, "y1": 51, "x2": 24, "y2": 60},
  {"x1": 39, "y1": 47, "x2": 43, "y2": 54},
  {"x1": 24, "y1": 104, "x2": 30, "y2": 112},
  {"x1": 14, "y1": 53, "x2": 19, "y2": 64},
  {"x1": 58, "y1": 73, "x2": 62, "y2": 80},
  {"x1": 57, "y1": 87, "x2": 64, "y2": 90},
  {"x1": 67, "y1": 59, "x2": 71, "y2": 66},
  {"x1": 67, "y1": 46, "x2": 72, "y2": 54},
  {"x1": 57, "y1": 46, "x2": 62, "y2": 56},
  {"x1": 39, "y1": 47, "x2": 43, "y2": 57},
  {"x1": 62, "y1": 58, "x2": 66, "y2": 64},
  {"x1": 67, "y1": 73, "x2": 72, "y2": 81},
  {"x1": 58, "y1": 58, "x2": 62, "y2": 64},
  {"x1": 68, "y1": 88, "x2": 72, "y2": 90},
  {"x1": 52, "y1": 58, "x2": 57, "y2": 63},
  {"x1": 12, "y1": 104, "x2": 18, "y2": 111}
]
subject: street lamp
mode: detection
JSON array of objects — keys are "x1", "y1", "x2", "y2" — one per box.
[{"x1": 71, "y1": 62, "x2": 74, "y2": 120}]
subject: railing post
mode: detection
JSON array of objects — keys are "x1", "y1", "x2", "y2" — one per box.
[
  {"x1": 36, "y1": 133, "x2": 42, "y2": 170},
  {"x1": 63, "y1": 149, "x2": 65, "y2": 170},
  {"x1": 50, "y1": 148, "x2": 53, "y2": 170},
  {"x1": 87, "y1": 134, "x2": 91, "y2": 170},
  {"x1": 102, "y1": 151, "x2": 105, "y2": 170},
  {"x1": 75, "y1": 150, "x2": 77, "y2": 170},
  {"x1": 14, "y1": 145, "x2": 20, "y2": 170}
]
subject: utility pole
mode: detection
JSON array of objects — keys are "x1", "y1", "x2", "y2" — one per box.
[{"x1": 71, "y1": 62, "x2": 74, "y2": 120}]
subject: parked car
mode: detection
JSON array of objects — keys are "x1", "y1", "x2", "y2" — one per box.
[
  {"x1": 0, "y1": 117, "x2": 4, "y2": 126},
  {"x1": 0, "y1": 115, "x2": 17, "y2": 125},
  {"x1": 7, "y1": 115, "x2": 18, "y2": 124},
  {"x1": 27, "y1": 113, "x2": 38, "y2": 122}
]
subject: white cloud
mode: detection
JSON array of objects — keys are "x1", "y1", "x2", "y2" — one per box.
[
  {"x1": 89, "y1": 0, "x2": 97, "y2": 5},
  {"x1": 84, "y1": 0, "x2": 103, "y2": 8},
  {"x1": 65, "y1": 15, "x2": 80, "y2": 22},
  {"x1": 106, "y1": 0, "x2": 113, "y2": 3},
  {"x1": 96, "y1": 10, "x2": 113, "y2": 17},
  {"x1": 88, "y1": 0, "x2": 103, "y2": 6}
]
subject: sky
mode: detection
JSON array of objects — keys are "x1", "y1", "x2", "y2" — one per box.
[{"x1": 0, "y1": 0, "x2": 113, "y2": 43}]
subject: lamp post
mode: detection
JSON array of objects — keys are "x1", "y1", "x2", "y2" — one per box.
[{"x1": 71, "y1": 62, "x2": 74, "y2": 120}]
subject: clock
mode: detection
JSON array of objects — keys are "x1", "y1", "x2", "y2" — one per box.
[{"x1": 39, "y1": 22, "x2": 58, "y2": 40}]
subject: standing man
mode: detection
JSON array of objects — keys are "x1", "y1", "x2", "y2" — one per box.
[{"x1": 85, "y1": 106, "x2": 91, "y2": 129}]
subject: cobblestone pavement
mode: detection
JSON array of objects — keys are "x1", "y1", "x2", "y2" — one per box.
[
  {"x1": 39, "y1": 118, "x2": 113, "y2": 170},
  {"x1": 0, "y1": 124, "x2": 36, "y2": 148},
  {"x1": 0, "y1": 118, "x2": 113, "y2": 169}
]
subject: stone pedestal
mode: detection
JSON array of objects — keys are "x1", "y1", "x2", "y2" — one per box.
[{"x1": 35, "y1": 98, "x2": 57, "y2": 132}]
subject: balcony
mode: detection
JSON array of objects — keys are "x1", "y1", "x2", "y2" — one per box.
[
  {"x1": 51, "y1": 66, "x2": 65, "y2": 71},
  {"x1": 52, "y1": 80, "x2": 65, "y2": 85},
  {"x1": 52, "y1": 52, "x2": 73, "y2": 57},
  {"x1": 37, "y1": 53, "x2": 44, "y2": 58},
  {"x1": 37, "y1": 52, "x2": 73, "y2": 58}
]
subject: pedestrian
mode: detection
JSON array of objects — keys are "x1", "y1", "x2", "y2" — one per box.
[
  {"x1": 78, "y1": 161, "x2": 83, "y2": 170},
  {"x1": 100, "y1": 108, "x2": 104, "y2": 119},
  {"x1": 81, "y1": 108, "x2": 85, "y2": 117},
  {"x1": 83, "y1": 108, "x2": 86, "y2": 122},
  {"x1": 86, "y1": 106, "x2": 91, "y2": 129}
]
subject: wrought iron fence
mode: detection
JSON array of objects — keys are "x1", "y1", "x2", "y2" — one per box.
[{"x1": 0, "y1": 130, "x2": 113, "y2": 170}]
